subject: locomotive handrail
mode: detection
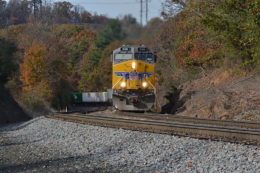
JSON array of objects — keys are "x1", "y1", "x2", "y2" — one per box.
[
  {"x1": 147, "y1": 78, "x2": 156, "y2": 90},
  {"x1": 112, "y1": 77, "x2": 123, "y2": 89}
]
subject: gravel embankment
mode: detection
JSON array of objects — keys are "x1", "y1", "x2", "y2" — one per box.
[{"x1": 0, "y1": 117, "x2": 259, "y2": 173}]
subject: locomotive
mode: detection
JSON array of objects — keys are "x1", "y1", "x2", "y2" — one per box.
[{"x1": 112, "y1": 45, "x2": 156, "y2": 111}]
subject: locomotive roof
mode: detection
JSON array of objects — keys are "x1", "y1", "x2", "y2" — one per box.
[{"x1": 113, "y1": 45, "x2": 154, "y2": 54}]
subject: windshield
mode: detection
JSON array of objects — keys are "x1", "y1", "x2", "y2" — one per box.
[
  {"x1": 135, "y1": 53, "x2": 154, "y2": 62},
  {"x1": 114, "y1": 53, "x2": 133, "y2": 61}
]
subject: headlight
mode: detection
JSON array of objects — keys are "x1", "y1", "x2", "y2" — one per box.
[
  {"x1": 142, "y1": 81, "x2": 148, "y2": 88},
  {"x1": 120, "y1": 81, "x2": 126, "y2": 88},
  {"x1": 132, "y1": 61, "x2": 136, "y2": 69}
]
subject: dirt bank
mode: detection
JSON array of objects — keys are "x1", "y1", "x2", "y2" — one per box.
[
  {"x1": 0, "y1": 84, "x2": 30, "y2": 125},
  {"x1": 162, "y1": 71, "x2": 260, "y2": 120}
]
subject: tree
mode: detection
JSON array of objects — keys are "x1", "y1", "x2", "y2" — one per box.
[
  {"x1": 95, "y1": 19, "x2": 125, "y2": 50},
  {"x1": 0, "y1": 38, "x2": 17, "y2": 83},
  {"x1": 80, "y1": 10, "x2": 92, "y2": 23},
  {"x1": 141, "y1": 17, "x2": 163, "y2": 41},
  {"x1": 78, "y1": 40, "x2": 122, "y2": 91},
  {"x1": 86, "y1": 19, "x2": 125, "y2": 64},
  {"x1": 0, "y1": 0, "x2": 7, "y2": 27},
  {"x1": 31, "y1": 0, "x2": 42, "y2": 16},
  {"x1": 20, "y1": 41, "x2": 48, "y2": 91},
  {"x1": 6, "y1": 0, "x2": 31, "y2": 25},
  {"x1": 0, "y1": 0, "x2": 6, "y2": 8},
  {"x1": 203, "y1": 0, "x2": 260, "y2": 69},
  {"x1": 53, "y1": 1, "x2": 73, "y2": 23},
  {"x1": 68, "y1": 29, "x2": 96, "y2": 63},
  {"x1": 119, "y1": 14, "x2": 137, "y2": 25},
  {"x1": 20, "y1": 39, "x2": 72, "y2": 109},
  {"x1": 98, "y1": 41, "x2": 123, "y2": 89},
  {"x1": 0, "y1": 0, "x2": 97, "y2": 26}
]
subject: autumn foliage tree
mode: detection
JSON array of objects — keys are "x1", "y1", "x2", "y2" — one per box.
[
  {"x1": 20, "y1": 41, "x2": 47, "y2": 90},
  {"x1": 79, "y1": 19, "x2": 126, "y2": 91},
  {"x1": 19, "y1": 38, "x2": 74, "y2": 110},
  {"x1": 53, "y1": 24, "x2": 97, "y2": 91},
  {"x1": 18, "y1": 41, "x2": 54, "y2": 111},
  {"x1": 203, "y1": 0, "x2": 260, "y2": 69}
]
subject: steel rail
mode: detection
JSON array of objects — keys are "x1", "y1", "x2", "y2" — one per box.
[
  {"x1": 49, "y1": 113, "x2": 260, "y2": 145},
  {"x1": 114, "y1": 111, "x2": 260, "y2": 129},
  {"x1": 59, "y1": 113, "x2": 260, "y2": 133}
]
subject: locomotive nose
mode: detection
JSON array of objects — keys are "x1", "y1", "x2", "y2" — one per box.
[{"x1": 132, "y1": 61, "x2": 136, "y2": 69}]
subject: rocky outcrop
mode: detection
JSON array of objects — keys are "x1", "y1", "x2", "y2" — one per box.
[
  {"x1": 163, "y1": 71, "x2": 260, "y2": 120},
  {"x1": 0, "y1": 84, "x2": 30, "y2": 125}
]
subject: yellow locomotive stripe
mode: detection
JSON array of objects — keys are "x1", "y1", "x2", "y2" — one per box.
[{"x1": 112, "y1": 60, "x2": 155, "y2": 90}]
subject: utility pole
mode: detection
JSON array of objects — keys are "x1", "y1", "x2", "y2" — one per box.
[
  {"x1": 140, "y1": 0, "x2": 143, "y2": 26},
  {"x1": 145, "y1": 0, "x2": 148, "y2": 23},
  {"x1": 139, "y1": 0, "x2": 151, "y2": 26}
]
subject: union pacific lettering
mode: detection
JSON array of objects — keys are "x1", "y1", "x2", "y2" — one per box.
[{"x1": 114, "y1": 72, "x2": 153, "y2": 80}]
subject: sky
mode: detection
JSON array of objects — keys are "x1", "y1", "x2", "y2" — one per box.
[
  {"x1": 65, "y1": 0, "x2": 165, "y2": 24},
  {"x1": 5, "y1": 0, "x2": 165, "y2": 24}
]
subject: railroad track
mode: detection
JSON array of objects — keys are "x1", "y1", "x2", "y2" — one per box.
[
  {"x1": 114, "y1": 111, "x2": 260, "y2": 129},
  {"x1": 49, "y1": 113, "x2": 260, "y2": 145}
]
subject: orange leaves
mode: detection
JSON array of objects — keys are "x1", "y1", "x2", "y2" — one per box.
[
  {"x1": 189, "y1": 44, "x2": 207, "y2": 59},
  {"x1": 2, "y1": 23, "x2": 101, "y2": 109},
  {"x1": 20, "y1": 40, "x2": 54, "y2": 102},
  {"x1": 175, "y1": 29, "x2": 221, "y2": 67},
  {"x1": 183, "y1": 31, "x2": 208, "y2": 58},
  {"x1": 20, "y1": 41, "x2": 48, "y2": 91}
]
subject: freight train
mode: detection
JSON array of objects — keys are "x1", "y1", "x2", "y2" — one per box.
[
  {"x1": 112, "y1": 45, "x2": 156, "y2": 111},
  {"x1": 72, "y1": 45, "x2": 156, "y2": 111}
]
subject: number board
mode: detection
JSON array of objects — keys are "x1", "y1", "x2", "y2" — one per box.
[
  {"x1": 138, "y1": 47, "x2": 148, "y2": 52},
  {"x1": 121, "y1": 47, "x2": 131, "y2": 51}
]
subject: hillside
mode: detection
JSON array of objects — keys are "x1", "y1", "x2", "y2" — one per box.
[{"x1": 161, "y1": 71, "x2": 260, "y2": 121}]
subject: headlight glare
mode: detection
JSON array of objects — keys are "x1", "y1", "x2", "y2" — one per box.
[
  {"x1": 132, "y1": 61, "x2": 136, "y2": 69},
  {"x1": 120, "y1": 81, "x2": 126, "y2": 88},
  {"x1": 142, "y1": 81, "x2": 148, "y2": 88}
]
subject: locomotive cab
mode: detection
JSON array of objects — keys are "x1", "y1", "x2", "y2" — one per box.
[{"x1": 112, "y1": 45, "x2": 156, "y2": 111}]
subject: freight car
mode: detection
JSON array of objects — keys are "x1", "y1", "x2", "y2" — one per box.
[
  {"x1": 72, "y1": 90, "x2": 113, "y2": 105},
  {"x1": 112, "y1": 45, "x2": 156, "y2": 111}
]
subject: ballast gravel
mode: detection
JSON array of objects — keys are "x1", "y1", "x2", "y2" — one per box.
[{"x1": 0, "y1": 117, "x2": 259, "y2": 173}]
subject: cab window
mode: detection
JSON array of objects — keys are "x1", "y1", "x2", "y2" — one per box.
[
  {"x1": 114, "y1": 53, "x2": 133, "y2": 61},
  {"x1": 135, "y1": 53, "x2": 154, "y2": 62}
]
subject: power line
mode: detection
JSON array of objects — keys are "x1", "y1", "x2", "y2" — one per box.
[{"x1": 78, "y1": 1, "x2": 139, "y2": 5}]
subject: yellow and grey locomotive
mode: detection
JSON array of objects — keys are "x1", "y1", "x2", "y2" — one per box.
[{"x1": 112, "y1": 45, "x2": 156, "y2": 111}]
